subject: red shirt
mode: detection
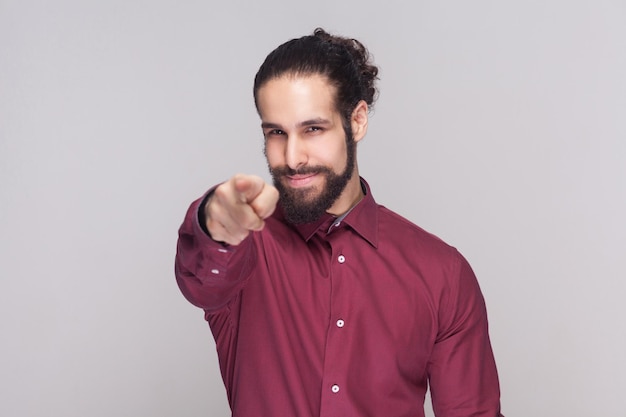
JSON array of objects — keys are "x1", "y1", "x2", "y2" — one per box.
[{"x1": 175, "y1": 179, "x2": 503, "y2": 417}]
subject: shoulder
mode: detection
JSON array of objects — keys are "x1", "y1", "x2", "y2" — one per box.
[
  {"x1": 375, "y1": 204, "x2": 473, "y2": 286},
  {"x1": 376, "y1": 205, "x2": 480, "y2": 305},
  {"x1": 377, "y1": 205, "x2": 459, "y2": 258}
]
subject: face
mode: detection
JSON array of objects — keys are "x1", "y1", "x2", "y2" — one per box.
[{"x1": 257, "y1": 74, "x2": 367, "y2": 224}]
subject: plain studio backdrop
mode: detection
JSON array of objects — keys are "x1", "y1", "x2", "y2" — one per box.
[{"x1": 1, "y1": 1, "x2": 625, "y2": 416}]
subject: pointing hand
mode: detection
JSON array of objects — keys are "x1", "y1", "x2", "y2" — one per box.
[{"x1": 204, "y1": 174, "x2": 279, "y2": 245}]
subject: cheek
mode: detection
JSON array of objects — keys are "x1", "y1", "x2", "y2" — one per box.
[
  {"x1": 264, "y1": 141, "x2": 283, "y2": 166},
  {"x1": 324, "y1": 138, "x2": 348, "y2": 170}
]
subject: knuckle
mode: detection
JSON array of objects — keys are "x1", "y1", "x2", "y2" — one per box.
[
  {"x1": 213, "y1": 185, "x2": 230, "y2": 202},
  {"x1": 206, "y1": 200, "x2": 224, "y2": 223}
]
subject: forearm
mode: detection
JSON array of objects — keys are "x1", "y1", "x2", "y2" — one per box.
[{"x1": 175, "y1": 191, "x2": 255, "y2": 312}]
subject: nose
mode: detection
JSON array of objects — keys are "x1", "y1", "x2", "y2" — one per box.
[{"x1": 285, "y1": 135, "x2": 307, "y2": 171}]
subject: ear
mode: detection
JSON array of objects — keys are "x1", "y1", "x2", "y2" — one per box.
[{"x1": 350, "y1": 100, "x2": 369, "y2": 143}]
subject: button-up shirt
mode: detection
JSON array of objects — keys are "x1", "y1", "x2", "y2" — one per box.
[{"x1": 175, "y1": 178, "x2": 503, "y2": 417}]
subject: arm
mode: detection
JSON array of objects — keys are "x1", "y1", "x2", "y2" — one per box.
[
  {"x1": 427, "y1": 254, "x2": 504, "y2": 417},
  {"x1": 174, "y1": 174, "x2": 279, "y2": 312},
  {"x1": 175, "y1": 192, "x2": 254, "y2": 312}
]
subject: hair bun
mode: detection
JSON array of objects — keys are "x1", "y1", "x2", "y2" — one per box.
[{"x1": 313, "y1": 28, "x2": 379, "y2": 107}]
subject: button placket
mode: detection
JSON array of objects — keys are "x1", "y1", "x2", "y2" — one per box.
[{"x1": 319, "y1": 239, "x2": 348, "y2": 413}]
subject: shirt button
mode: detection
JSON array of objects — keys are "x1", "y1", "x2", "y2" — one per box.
[
  {"x1": 337, "y1": 255, "x2": 345, "y2": 263},
  {"x1": 331, "y1": 384, "x2": 340, "y2": 393},
  {"x1": 336, "y1": 319, "x2": 345, "y2": 328}
]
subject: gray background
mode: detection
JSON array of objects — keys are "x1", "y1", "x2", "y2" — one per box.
[{"x1": 1, "y1": 1, "x2": 625, "y2": 416}]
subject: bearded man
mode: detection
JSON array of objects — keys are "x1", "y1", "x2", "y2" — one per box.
[{"x1": 175, "y1": 28, "x2": 504, "y2": 417}]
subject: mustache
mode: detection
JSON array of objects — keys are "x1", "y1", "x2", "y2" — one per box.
[{"x1": 271, "y1": 165, "x2": 332, "y2": 177}]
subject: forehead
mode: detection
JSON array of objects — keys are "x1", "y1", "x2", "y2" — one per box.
[{"x1": 256, "y1": 74, "x2": 339, "y2": 122}]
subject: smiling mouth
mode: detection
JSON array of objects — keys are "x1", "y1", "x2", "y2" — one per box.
[{"x1": 285, "y1": 173, "x2": 319, "y2": 188}]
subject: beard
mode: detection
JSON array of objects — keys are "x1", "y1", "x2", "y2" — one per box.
[{"x1": 269, "y1": 130, "x2": 356, "y2": 225}]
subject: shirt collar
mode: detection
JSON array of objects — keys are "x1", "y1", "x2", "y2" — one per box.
[{"x1": 274, "y1": 177, "x2": 379, "y2": 248}]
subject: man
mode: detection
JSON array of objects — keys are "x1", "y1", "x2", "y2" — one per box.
[{"x1": 175, "y1": 28, "x2": 504, "y2": 417}]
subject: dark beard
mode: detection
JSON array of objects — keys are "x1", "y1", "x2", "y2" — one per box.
[{"x1": 270, "y1": 132, "x2": 356, "y2": 225}]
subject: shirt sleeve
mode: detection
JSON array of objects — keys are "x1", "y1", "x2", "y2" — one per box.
[
  {"x1": 427, "y1": 253, "x2": 504, "y2": 417},
  {"x1": 174, "y1": 190, "x2": 256, "y2": 313}
]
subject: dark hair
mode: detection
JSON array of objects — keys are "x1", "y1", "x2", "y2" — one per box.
[{"x1": 253, "y1": 28, "x2": 379, "y2": 127}]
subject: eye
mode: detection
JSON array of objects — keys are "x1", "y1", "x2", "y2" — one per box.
[
  {"x1": 305, "y1": 126, "x2": 323, "y2": 134},
  {"x1": 265, "y1": 129, "x2": 286, "y2": 137}
]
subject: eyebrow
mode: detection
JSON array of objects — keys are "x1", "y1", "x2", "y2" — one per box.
[{"x1": 261, "y1": 118, "x2": 332, "y2": 130}]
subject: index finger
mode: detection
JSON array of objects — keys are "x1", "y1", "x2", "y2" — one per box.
[{"x1": 233, "y1": 175, "x2": 265, "y2": 204}]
